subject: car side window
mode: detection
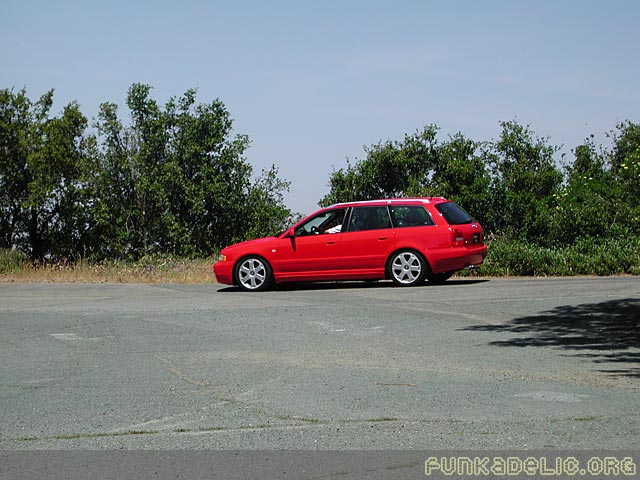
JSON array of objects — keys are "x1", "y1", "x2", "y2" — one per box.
[
  {"x1": 348, "y1": 206, "x2": 392, "y2": 232},
  {"x1": 390, "y1": 206, "x2": 434, "y2": 227},
  {"x1": 294, "y1": 209, "x2": 346, "y2": 236}
]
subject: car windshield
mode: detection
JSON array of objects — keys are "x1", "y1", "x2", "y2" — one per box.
[{"x1": 435, "y1": 202, "x2": 474, "y2": 225}]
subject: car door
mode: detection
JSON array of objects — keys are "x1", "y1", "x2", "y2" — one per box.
[
  {"x1": 339, "y1": 206, "x2": 396, "y2": 276},
  {"x1": 276, "y1": 208, "x2": 346, "y2": 277}
]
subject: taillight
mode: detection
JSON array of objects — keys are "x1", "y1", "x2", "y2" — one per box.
[{"x1": 451, "y1": 228, "x2": 465, "y2": 247}]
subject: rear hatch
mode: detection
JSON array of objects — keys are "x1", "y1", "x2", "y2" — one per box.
[{"x1": 434, "y1": 202, "x2": 484, "y2": 247}]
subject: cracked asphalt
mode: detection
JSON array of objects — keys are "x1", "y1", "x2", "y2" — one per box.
[{"x1": 0, "y1": 277, "x2": 638, "y2": 449}]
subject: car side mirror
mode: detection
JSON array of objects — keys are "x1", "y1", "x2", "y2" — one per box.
[{"x1": 284, "y1": 227, "x2": 295, "y2": 239}]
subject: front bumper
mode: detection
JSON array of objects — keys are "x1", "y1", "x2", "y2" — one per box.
[{"x1": 213, "y1": 260, "x2": 234, "y2": 285}]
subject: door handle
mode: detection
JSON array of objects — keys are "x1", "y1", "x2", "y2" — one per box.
[
  {"x1": 378, "y1": 237, "x2": 388, "y2": 241},
  {"x1": 326, "y1": 241, "x2": 336, "y2": 245}
]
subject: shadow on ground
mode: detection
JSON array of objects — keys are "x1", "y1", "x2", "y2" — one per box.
[
  {"x1": 218, "y1": 278, "x2": 488, "y2": 293},
  {"x1": 462, "y1": 298, "x2": 640, "y2": 378}
]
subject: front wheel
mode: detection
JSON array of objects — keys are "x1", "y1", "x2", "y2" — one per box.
[
  {"x1": 388, "y1": 250, "x2": 427, "y2": 286},
  {"x1": 235, "y1": 256, "x2": 272, "y2": 292}
]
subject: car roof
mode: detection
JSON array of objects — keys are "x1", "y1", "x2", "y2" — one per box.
[{"x1": 329, "y1": 197, "x2": 448, "y2": 208}]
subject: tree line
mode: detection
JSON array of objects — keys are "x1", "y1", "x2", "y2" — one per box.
[
  {"x1": 2, "y1": 84, "x2": 639, "y2": 265},
  {"x1": 0, "y1": 84, "x2": 292, "y2": 261},
  {"x1": 321, "y1": 121, "x2": 640, "y2": 250}
]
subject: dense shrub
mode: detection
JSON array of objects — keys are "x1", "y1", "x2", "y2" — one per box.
[
  {"x1": 473, "y1": 237, "x2": 640, "y2": 277},
  {"x1": 0, "y1": 249, "x2": 28, "y2": 274}
]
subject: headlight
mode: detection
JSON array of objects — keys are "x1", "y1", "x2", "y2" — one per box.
[{"x1": 218, "y1": 254, "x2": 227, "y2": 262}]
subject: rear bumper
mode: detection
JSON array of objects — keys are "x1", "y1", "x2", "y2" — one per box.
[{"x1": 429, "y1": 245, "x2": 487, "y2": 274}]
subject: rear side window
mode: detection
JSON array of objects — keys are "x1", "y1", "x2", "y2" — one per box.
[
  {"x1": 435, "y1": 202, "x2": 474, "y2": 225},
  {"x1": 348, "y1": 206, "x2": 392, "y2": 231},
  {"x1": 390, "y1": 206, "x2": 434, "y2": 227}
]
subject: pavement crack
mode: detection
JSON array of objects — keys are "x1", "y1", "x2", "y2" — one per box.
[{"x1": 152, "y1": 354, "x2": 211, "y2": 388}]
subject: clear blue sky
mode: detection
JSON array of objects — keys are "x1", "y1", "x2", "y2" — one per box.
[{"x1": 3, "y1": 0, "x2": 639, "y2": 214}]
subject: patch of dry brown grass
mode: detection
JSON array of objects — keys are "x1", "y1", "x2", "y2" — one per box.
[{"x1": 0, "y1": 257, "x2": 216, "y2": 284}]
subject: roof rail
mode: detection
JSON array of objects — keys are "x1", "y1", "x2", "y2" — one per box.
[{"x1": 330, "y1": 197, "x2": 446, "y2": 208}]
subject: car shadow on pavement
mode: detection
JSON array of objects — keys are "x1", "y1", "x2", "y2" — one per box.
[
  {"x1": 461, "y1": 298, "x2": 640, "y2": 378},
  {"x1": 217, "y1": 278, "x2": 489, "y2": 293}
]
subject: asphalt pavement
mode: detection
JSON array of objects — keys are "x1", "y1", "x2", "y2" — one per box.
[{"x1": 1, "y1": 277, "x2": 639, "y2": 450}]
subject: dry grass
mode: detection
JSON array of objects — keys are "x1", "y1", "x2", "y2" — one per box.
[{"x1": 0, "y1": 257, "x2": 217, "y2": 284}]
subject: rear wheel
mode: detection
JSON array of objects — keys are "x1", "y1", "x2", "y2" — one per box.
[
  {"x1": 388, "y1": 250, "x2": 427, "y2": 286},
  {"x1": 235, "y1": 256, "x2": 272, "y2": 292}
]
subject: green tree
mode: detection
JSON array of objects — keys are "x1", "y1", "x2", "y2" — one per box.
[
  {"x1": 91, "y1": 83, "x2": 291, "y2": 259},
  {"x1": 320, "y1": 125, "x2": 440, "y2": 206},
  {"x1": 418, "y1": 132, "x2": 491, "y2": 227},
  {"x1": 549, "y1": 137, "x2": 617, "y2": 244},
  {"x1": 320, "y1": 126, "x2": 491, "y2": 225},
  {"x1": 243, "y1": 165, "x2": 292, "y2": 239},
  {"x1": 489, "y1": 120, "x2": 563, "y2": 243},
  {"x1": 90, "y1": 99, "x2": 137, "y2": 258},
  {"x1": 163, "y1": 89, "x2": 257, "y2": 255},
  {"x1": 0, "y1": 88, "x2": 32, "y2": 249},
  {"x1": 609, "y1": 121, "x2": 640, "y2": 206},
  {"x1": 550, "y1": 126, "x2": 640, "y2": 246},
  {"x1": 0, "y1": 88, "x2": 90, "y2": 260}
]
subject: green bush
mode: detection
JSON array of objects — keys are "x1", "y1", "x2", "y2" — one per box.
[
  {"x1": 472, "y1": 237, "x2": 640, "y2": 277},
  {"x1": 0, "y1": 249, "x2": 29, "y2": 274}
]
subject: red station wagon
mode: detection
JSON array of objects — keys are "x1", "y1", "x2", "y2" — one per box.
[{"x1": 213, "y1": 198, "x2": 487, "y2": 291}]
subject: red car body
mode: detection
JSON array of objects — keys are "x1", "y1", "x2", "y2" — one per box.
[{"x1": 213, "y1": 198, "x2": 487, "y2": 291}]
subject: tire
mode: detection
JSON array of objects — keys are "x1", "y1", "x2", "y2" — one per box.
[
  {"x1": 234, "y1": 256, "x2": 272, "y2": 292},
  {"x1": 388, "y1": 250, "x2": 427, "y2": 287},
  {"x1": 428, "y1": 271, "x2": 454, "y2": 284}
]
